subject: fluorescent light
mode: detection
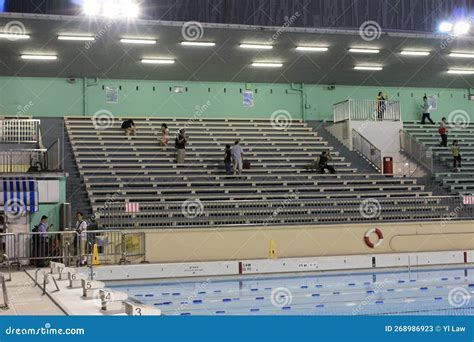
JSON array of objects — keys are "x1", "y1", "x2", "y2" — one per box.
[
  {"x1": 400, "y1": 50, "x2": 430, "y2": 56},
  {"x1": 453, "y1": 21, "x2": 470, "y2": 35},
  {"x1": 447, "y1": 69, "x2": 474, "y2": 74},
  {"x1": 296, "y1": 46, "x2": 328, "y2": 52},
  {"x1": 0, "y1": 33, "x2": 30, "y2": 39},
  {"x1": 58, "y1": 35, "x2": 95, "y2": 41},
  {"x1": 349, "y1": 48, "x2": 380, "y2": 54},
  {"x1": 251, "y1": 62, "x2": 283, "y2": 68},
  {"x1": 21, "y1": 55, "x2": 57, "y2": 60},
  {"x1": 121, "y1": 38, "x2": 156, "y2": 45},
  {"x1": 240, "y1": 43, "x2": 273, "y2": 50},
  {"x1": 449, "y1": 52, "x2": 474, "y2": 58},
  {"x1": 141, "y1": 59, "x2": 175, "y2": 64},
  {"x1": 354, "y1": 65, "x2": 383, "y2": 71},
  {"x1": 181, "y1": 41, "x2": 216, "y2": 47},
  {"x1": 439, "y1": 21, "x2": 453, "y2": 33}
]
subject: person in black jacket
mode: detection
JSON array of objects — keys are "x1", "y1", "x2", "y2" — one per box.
[{"x1": 318, "y1": 151, "x2": 336, "y2": 174}]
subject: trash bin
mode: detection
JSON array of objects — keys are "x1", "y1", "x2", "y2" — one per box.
[{"x1": 383, "y1": 157, "x2": 393, "y2": 175}]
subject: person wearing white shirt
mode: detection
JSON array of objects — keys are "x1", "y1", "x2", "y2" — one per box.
[
  {"x1": 231, "y1": 140, "x2": 244, "y2": 174},
  {"x1": 75, "y1": 212, "x2": 88, "y2": 265}
]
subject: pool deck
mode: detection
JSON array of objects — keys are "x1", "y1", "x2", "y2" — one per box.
[{"x1": 0, "y1": 269, "x2": 64, "y2": 316}]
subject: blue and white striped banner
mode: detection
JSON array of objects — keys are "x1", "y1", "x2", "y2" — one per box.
[{"x1": 1, "y1": 178, "x2": 38, "y2": 213}]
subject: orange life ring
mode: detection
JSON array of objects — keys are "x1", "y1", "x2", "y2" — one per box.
[{"x1": 364, "y1": 228, "x2": 384, "y2": 248}]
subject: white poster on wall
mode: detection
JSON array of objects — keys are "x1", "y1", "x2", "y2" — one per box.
[
  {"x1": 105, "y1": 86, "x2": 119, "y2": 104},
  {"x1": 243, "y1": 91, "x2": 254, "y2": 107},
  {"x1": 428, "y1": 95, "x2": 437, "y2": 111}
]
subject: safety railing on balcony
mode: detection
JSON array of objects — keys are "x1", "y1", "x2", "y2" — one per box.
[
  {"x1": 0, "y1": 119, "x2": 40, "y2": 143},
  {"x1": 45, "y1": 139, "x2": 62, "y2": 171},
  {"x1": 333, "y1": 99, "x2": 401, "y2": 123},
  {"x1": 351, "y1": 129, "x2": 382, "y2": 171},
  {"x1": 0, "y1": 149, "x2": 46, "y2": 173},
  {"x1": 399, "y1": 129, "x2": 433, "y2": 175}
]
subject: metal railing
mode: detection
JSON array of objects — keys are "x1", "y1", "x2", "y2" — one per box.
[
  {"x1": 100, "y1": 196, "x2": 474, "y2": 229},
  {"x1": 352, "y1": 129, "x2": 382, "y2": 171},
  {"x1": 17, "y1": 231, "x2": 78, "y2": 266},
  {"x1": 400, "y1": 129, "x2": 433, "y2": 175},
  {"x1": 0, "y1": 119, "x2": 40, "y2": 143},
  {"x1": 45, "y1": 138, "x2": 62, "y2": 171},
  {"x1": 0, "y1": 149, "x2": 46, "y2": 173},
  {"x1": 333, "y1": 99, "x2": 401, "y2": 123},
  {"x1": 0, "y1": 272, "x2": 9, "y2": 308}
]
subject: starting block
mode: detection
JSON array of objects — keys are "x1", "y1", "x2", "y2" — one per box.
[
  {"x1": 82, "y1": 279, "x2": 105, "y2": 298},
  {"x1": 50, "y1": 262, "x2": 65, "y2": 274},
  {"x1": 68, "y1": 271, "x2": 87, "y2": 288},
  {"x1": 124, "y1": 301, "x2": 162, "y2": 316},
  {"x1": 99, "y1": 289, "x2": 128, "y2": 312}
]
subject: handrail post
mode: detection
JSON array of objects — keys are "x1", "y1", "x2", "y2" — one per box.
[{"x1": 0, "y1": 273, "x2": 9, "y2": 309}]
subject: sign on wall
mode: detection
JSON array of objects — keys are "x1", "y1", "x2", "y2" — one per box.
[
  {"x1": 105, "y1": 86, "x2": 119, "y2": 104},
  {"x1": 428, "y1": 95, "x2": 437, "y2": 110},
  {"x1": 243, "y1": 91, "x2": 254, "y2": 107}
]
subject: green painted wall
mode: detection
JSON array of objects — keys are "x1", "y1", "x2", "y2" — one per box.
[{"x1": 1, "y1": 76, "x2": 473, "y2": 122}]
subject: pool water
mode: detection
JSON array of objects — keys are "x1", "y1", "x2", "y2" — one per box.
[{"x1": 112, "y1": 268, "x2": 474, "y2": 315}]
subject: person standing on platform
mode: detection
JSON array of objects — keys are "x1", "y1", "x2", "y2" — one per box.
[
  {"x1": 420, "y1": 96, "x2": 435, "y2": 124},
  {"x1": 439, "y1": 117, "x2": 448, "y2": 147},
  {"x1": 175, "y1": 129, "x2": 187, "y2": 164}
]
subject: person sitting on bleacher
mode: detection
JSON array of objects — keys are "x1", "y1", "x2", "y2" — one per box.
[
  {"x1": 439, "y1": 117, "x2": 448, "y2": 147},
  {"x1": 175, "y1": 129, "x2": 187, "y2": 164},
  {"x1": 121, "y1": 119, "x2": 137, "y2": 136},
  {"x1": 451, "y1": 140, "x2": 462, "y2": 171},
  {"x1": 159, "y1": 123, "x2": 170, "y2": 147},
  {"x1": 317, "y1": 151, "x2": 336, "y2": 174}
]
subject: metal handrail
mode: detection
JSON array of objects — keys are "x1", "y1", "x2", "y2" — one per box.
[
  {"x1": 352, "y1": 129, "x2": 382, "y2": 171},
  {"x1": 0, "y1": 272, "x2": 9, "y2": 309},
  {"x1": 42, "y1": 273, "x2": 60, "y2": 295},
  {"x1": 400, "y1": 129, "x2": 433, "y2": 175},
  {"x1": 1, "y1": 254, "x2": 11, "y2": 282},
  {"x1": 0, "y1": 119, "x2": 40, "y2": 143},
  {"x1": 333, "y1": 99, "x2": 401, "y2": 123}
]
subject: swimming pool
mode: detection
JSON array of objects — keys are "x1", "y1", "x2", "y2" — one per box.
[{"x1": 112, "y1": 267, "x2": 474, "y2": 316}]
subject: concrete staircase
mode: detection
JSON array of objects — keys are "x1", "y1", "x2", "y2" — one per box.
[{"x1": 39, "y1": 117, "x2": 93, "y2": 220}]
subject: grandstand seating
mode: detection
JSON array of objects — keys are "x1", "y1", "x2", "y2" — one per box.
[
  {"x1": 404, "y1": 122, "x2": 474, "y2": 194},
  {"x1": 65, "y1": 117, "x2": 448, "y2": 228}
]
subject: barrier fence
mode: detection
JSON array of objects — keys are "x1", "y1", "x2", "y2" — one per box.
[
  {"x1": 0, "y1": 149, "x2": 46, "y2": 173},
  {"x1": 0, "y1": 230, "x2": 146, "y2": 267},
  {"x1": 0, "y1": 119, "x2": 40, "y2": 143},
  {"x1": 352, "y1": 129, "x2": 382, "y2": 171},
  {"x1": 100, "y1": 196, "x2": 474, "y2": 229},
  {"x1": 333, "y1": 99, "x2": 401, "y2": 123},
  {"x1": 400, "y1": 129, "x2": 433, "y2": 175}
]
